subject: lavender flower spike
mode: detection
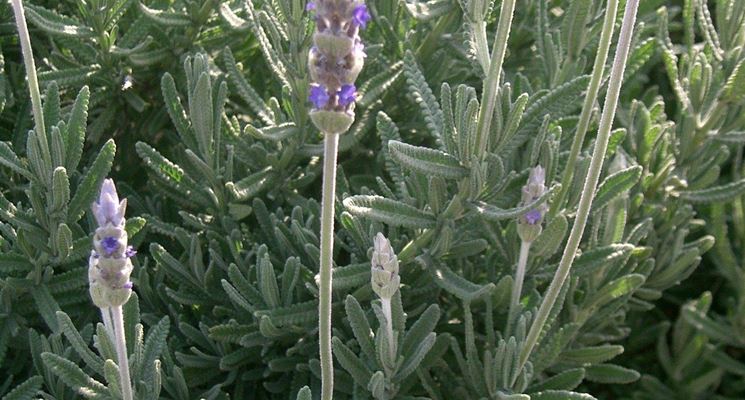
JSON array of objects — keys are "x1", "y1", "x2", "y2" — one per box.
[
  {"x1": 517, "y1": 166, "x2": 548, "y2": 242},
  {"x1": 88, "y1": 179, "x2": 134, "y2": 308},
  {"x1": 308, "y1": 0, "x2": 369, "y2": 135},
  {"x1": 371, "y1": 232, "x2": 400, "y2": 300}
]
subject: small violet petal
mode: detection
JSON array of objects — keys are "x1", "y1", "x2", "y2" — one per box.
[
  {"x1": 123, "y1": 282, "x2": 133, "y2": 289},
  {"x1": 338, "y1": 84, "x2": 357, "y2": 107},
  {"x1": 524, "y1": 209, "x2": 542, "y2": 225},
  {"x1": 309, "y1": 84, "x2": 330, "y2": 109},
  {"x1": 306, "y1": 1, "x2": 315, "y2": 11},
  {"x1": 352, "y1": 4, "x2": 371, "y2": 29},
  {"x1": 101, "y1": 236, "x2": 120, "y2": 256}
]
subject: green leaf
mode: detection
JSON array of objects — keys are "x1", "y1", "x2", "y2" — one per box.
[
  {"x1": 429, "y1": 261, "x2": 494, "y2": 302},
  {"x1": 527, "y1": 368, "x2": 585, "y2": 392},
  {"x1": 138, "y1": 3, "x2": 191, "y2": 26},
  {"x1": 31, "y1": 285, "x2": 61, "y2": 332},
  {"x1": 533, "y1": 214, "x2": 568, "y2": 258},
  {"x1": 296, "y1": 386, "x2": 312, "y2": 400},
  {"x1": 41, "y1": 352, "x2": 110, "y2": 398},
  {"x1": 56, "y1": 311, "x2": 104, "y2": 372},
  {"x1": 68, "y1": 139, "x2": 115, "y2": 223},
  {"x1": 226, "y1": 167, "x2": 273, "y2": 200},
  {"x1": 343, "y1": 195, "x2": 436, "y2": 228},
  {"x1": 473, "y1": 184, "x2": 559, "y2": 221},
  {"x1": 571, "y1": 244, "x2": 635, "y2": 277},
  {"x1": 593, "y1": 166, "x2": 642, "y2": 212},
  {"x1": 561, "y1": 345, "x2": 624, "y2": 365},
  {"x1": 190, "y1": 73, "x2": 214, "y2": 160},
  {"x1": 333, "y1": 263, "x2": 370, "y2": 291},
  {"x1": 677, "y1": 178, "x2": 745, "y2": 203},
  {"x1": 0, "y1": 141, "x2": 32, "y2": 179},
  {"x1": 403, "y1": 0, "x2": 453, "y2": 20},
  {"x1": 724, "y1": 60, "x2": 745, "y2": 103},
  {"x1": 64, "y1": 86, "x2": 90, "y2": 172},
  {"x1": 245, "y1": 123, "x2": 298, "y2": 141},
  {"x1": 138, "y1": 317, "x2": 170, "y2": 385},
  {"x1": 161, "y1": 73, "x2": 198, "y2": 151},
  {"x1": 2, "y1": 376, "x2": 43, "y2": 400},
  {"x1": 681, "y1": 307, "x2": 744, "y2": 347},
  {"x1": 584, "y1": 364, "x2": 640, "y2": 384},
  {"x1": 402, "y1": 304, "x2": 440, "y2": 359},
  {"x1": 530, "y1": 391, "x2": 596, "y2": 400},
  {"x1": 395, "y1": 332, "x2": 436, "y2": 381},
  {"x1": 389, "y1": 141, "x2": 468, "y2": 179},
  {"x1": 345, "y1": 295, "x2": 376, "y2": 361},
  {"x1": 332, "y1": 337, "x2": 372, "y2": 387},
  {"x1": 583, "y1": 274, "x2": 645, "y2": 311},
  {"x1": 403, "y1": 50, "x2": 443, "y2": 138},
  {"x1": 561, "y1": 0, "x2": 592, "y2": 60},
  {"x1": 24, "y1": 4, "x2": 95, "y2": 37},
  {"x1": 223, "y1": 48, "x2": 275, "y2": 125}
]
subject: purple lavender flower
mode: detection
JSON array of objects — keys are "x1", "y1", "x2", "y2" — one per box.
[
  {"x1": 309, "y1": 84, "x2": 330, "y2": 109},
  {"x1": 125, "y1": 246, "x2": 137, "y2": 258},
  {"x1": 337, "y1": 84, "x2": 357, "y2": 107},
  {"x1": 352, "y1": 4, "x2": 371, "y2": 29},
  {"x1": 101, "y1": 236, "x2": 120, "y2": 256},
  {"x1": 123, "y1": 282, "x2": 133, "y2": 289},
  {"x1": 306, "y1": 1, "x2": 315, "y2": 11},
  {"x1": 524, "y1": 209, "x2": 542, "y2": 225}
]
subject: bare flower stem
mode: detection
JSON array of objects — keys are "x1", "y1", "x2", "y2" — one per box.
[
  {"x1": 319, "y1": 132, "x2": 340, "y2": 400},
  {"x1": 552, "y1": 0, "x2": 620, "y2": 217},
  {"x1": 507, "y1": 240, "x2": 531, "y2": 334},
  {"x1": 381, "y1": 298, "x2": 395, "y2": 360},
  {"x1": 10, "y1": 0, "x2": 46, "y2": 138},
  {"x1": 101, "y1": 307, "x2": 115, "y2": 341},
  {"x1": 473, "y1": 0, "x2": 516, "y2": 160},
  {"x1": 513, "y1": 0, "x2": 640, "y2": 385},
  {"x1": 111, "y1": 305, "x2": 133, "y2": 400}
]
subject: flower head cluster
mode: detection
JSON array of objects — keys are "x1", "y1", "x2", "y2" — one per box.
[
  {"x1": 517, "y1": 166, "x2": 548, "y2": 242},
  {"x1": 371, "y1": 233, "x2": 400, "y2": 300},
  {"x1": 307, "y1": 0, "x2": 369, "y2": 134},
  {"x1": 89, "y1": 179, "x2": 135, "y2": 308}
]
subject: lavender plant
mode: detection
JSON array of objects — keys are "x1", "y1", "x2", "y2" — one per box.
[{"x1": 2, "y1": 0, "x2": 745, "y2": 399}]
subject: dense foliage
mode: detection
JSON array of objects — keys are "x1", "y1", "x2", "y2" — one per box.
[{"x1": 0, "y1": 0, "x2": 744, "y2": 399}]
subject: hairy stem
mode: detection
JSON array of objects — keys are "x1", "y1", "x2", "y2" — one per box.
[
  {"x1": 381, "y1": 298, "x2": 395, "y2": 361},
  {"x1": 111, "y1": 306, "x2": 133, "y2": 400},
  {"x1": 101, "y1": 307, "x2": 115, "y2": 341},
  {"x1": 507, "y1": 240, "x2": 532, "y2": 334},
  {"x1": 552, "y1": 0, "x2": 620, "y2": 217},
  {"x1": 473, "y1": 0, "x2": 516, "y2": 160},
  {"x1": 319, "y1": 132, "x2": 340, "y2": 400},
  {"x1": 514, "y1": 0, "x2": 640, "y2": 384},
  {"x1": 10, "y1": 0, "x2": 45, "y2": 137}
]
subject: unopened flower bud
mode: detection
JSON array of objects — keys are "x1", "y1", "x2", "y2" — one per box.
[{"x1": 371, "y1": 233, "x2": 400, "y2": 300}]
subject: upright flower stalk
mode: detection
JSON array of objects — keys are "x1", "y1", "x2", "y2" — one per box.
[
  {"x1": 10, "y1": 0, "x2": 45, "y2": 138},
  {"x1": 89, "y1": 179, "x2": 135, "y2": 400},
  {"x1": 371, "y1": 233, "x2": 400, "y2": 360},
  {"x1": 514, "y1": 0, "x2": 641, "y2": 385},
  {"x1": 307, "y1": 1, "x2": 369, "y2": 398},
  {"x1": 552, "y1": 0, "x2": 620, "y2": 216},
  {"x1": 507, "y1": 167, "x2": 547, "y2": 333}
]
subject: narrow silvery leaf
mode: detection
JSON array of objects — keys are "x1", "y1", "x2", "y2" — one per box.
[
  {"x1": 345, "y1": 295, "x2": 376, "y2": 361},
  {"x1": 401, "y1": 304, "x2": 439, "y2": 359},
  {"x1": 332, "y1": 337, "x2": 373, "y2": 387},
  {"x1": 161, "y1": 73, "x2": 199, "y2": 151},
  {"x1": 343, "y1": 195, "x2": 437, "y2": 228},
  {"x1": 68, "y1": 140, "x2": 115, "y2": 223},
  {"x1": 0, "y1": 141, "x2": 32, "y2": 179},
  {"x1": 24, "y1": 4, "x2": 95, "y2": 37},
  {"x1": 403, "y1": 50, "x2": 443, "y2": 138},
  {"x1": 389, "y1": 141, "x2": 468, "y2": 179},
  {"x1": 473, "y1": 184, "x2": 559, "y2": 221},
  {"x1": 395, "y1": 332, "x2": 435, "y2": 382},
  {"x1": 51, "y1": 167, "x2": 69, "y2": 212},
  {"x1": 258, "y1": 254, "x2": 281, "y2": 309},
  {"x1": 527, "y1": 368, "x2": 585, "y2": 393},
  {"x1": 245, "y1": 123, "x2": 298, "y2": 141},
  {"x1": 583, "y1": 364, "x2": 640, "y2": 384},
  {"x1": 1, "y1": 376, "x2": 43, "y2": 400},
  {"x1": 677, "y1": 178, "x2": 745, "y2": 203},
  {"x1": 560, "y1": 345, "x2": 625, "y2": 365},
  {"x1": 532, "y1": 214, "x2": 568, "y2": 258},
  {"x1": 104, "y1": 359, "x2": 122, "y2": 399},
  {"x1": 583, "y1": 274, "x2": 645, "y2": 312},
  {"x1": 530, "y1": 391, "x2": 596, "y2": 400},
  {"x1": 138, "y1": 3, "x2": 191, "y2": 26},
  {"x1": 592, "y1": 166, "x2": 642, "y2": 212},
  {"x1": 190, "y1": 73, "x2": 214, "y2": 163},
  {"x1": 428, "y1": 261, "x2": 494, "y2": 302},
  {"x1": 295, "y1": 386, "x2": 312, "y2": 400},
  {"x1": 54, "y1": 222, "x2": 72, "y2": 259}
]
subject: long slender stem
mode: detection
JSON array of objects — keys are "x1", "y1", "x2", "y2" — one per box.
[
  {"x1": 507, "y1": 240, "x2": 531, "y2": 334},
  {"x1": 101, "y1": 307, "x2": 115, "y2": 340},
  {"x1": 513, "y1": 0, "x2": 640, "y2": 385},
  {"x1": 473, "y1": 20, "x2": 490, "y2": 74},
  {"x1": 381, "y1": 298, "x2": 394, "y2": 360},
  {"x1": 111, "y1": 306, "x2": 133, "y2": 400},
  {"x1": 10, "y1": 0, "x2": 46, "y2": 137},
  {"x1": 473, "y1": 0, "x2": 517, "y2": 160},
  {"x1": 551, "y1": 0, "x2": 620, "y2": 217},
  {"x1": 319, "y1": 132, "x2": 340, "y2": 400}
]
